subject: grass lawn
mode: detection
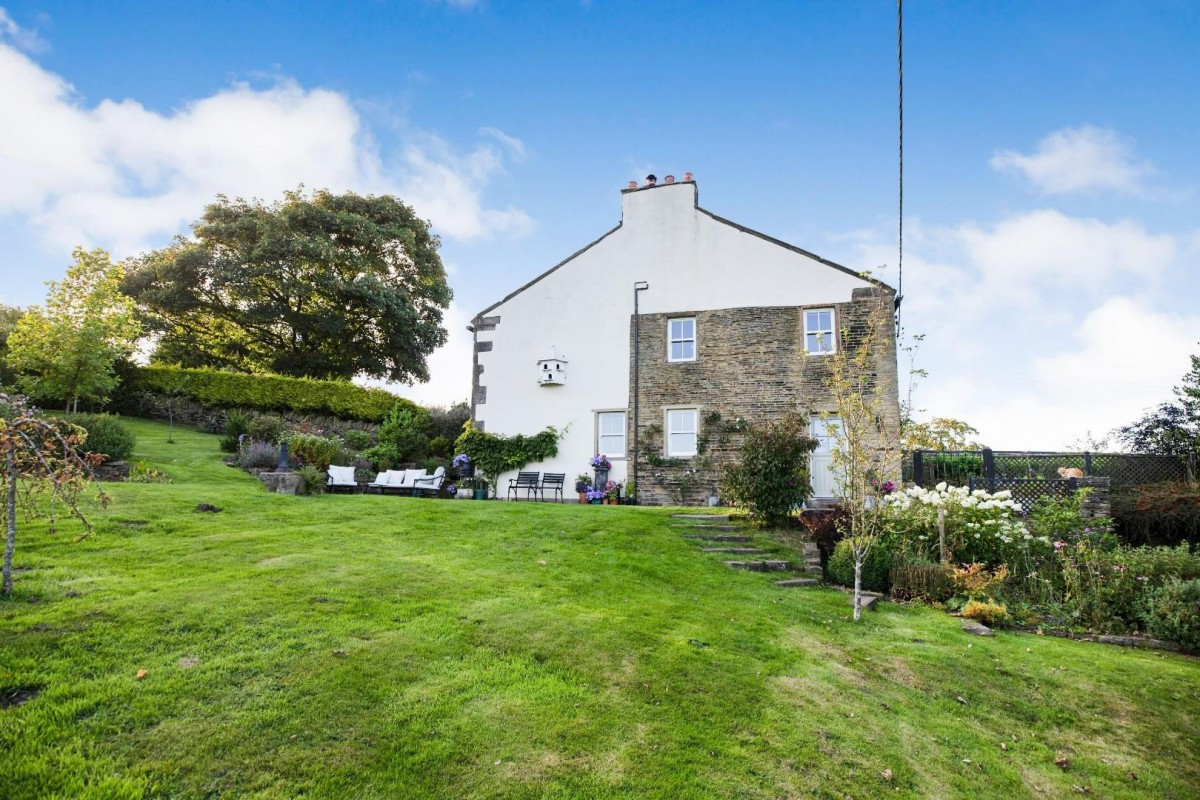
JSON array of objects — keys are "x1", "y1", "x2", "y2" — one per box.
[{"x1": 1, "y1": 419, "x2": 1198, "y2": 799}]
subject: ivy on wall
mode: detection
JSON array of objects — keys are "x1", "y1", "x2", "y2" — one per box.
[
  {"x1": 640, "y1": 411, "x2": 745, "y2": 504},
  {"x1": 454, "y1": 422, "x2": 562, "y2": 496}
]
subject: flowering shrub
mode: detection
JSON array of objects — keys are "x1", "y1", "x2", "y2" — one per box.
[
  {"x1": 603, "y1": 480, "x2": 622, "y2": 500},
  {"x1": 590, "y1": 454, "x2": 612, "y2": 471},
  {"x1": 885, "y1": 483, "x2": 1049, "y2": 566},
  {"x1": 237, "y1": 440, "x2": 279, "y2": 469}
]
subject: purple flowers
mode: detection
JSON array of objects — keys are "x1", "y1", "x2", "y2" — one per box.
[
  {"x1": 590, "y1": 454, "x2": 612, "y2": 470},
  {"x1": 445, "y1": 483, "x2": 458, "y2": 496},
  {"x1": 586, "y1": 489, "x2": 607, "y2": 501},
  {"x1": 452, "y1": 453, "x2": 471, "y2": 469}
]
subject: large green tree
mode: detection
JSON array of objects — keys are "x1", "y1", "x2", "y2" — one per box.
[
  {"x1": 123, "y1": 189, "x2": 452, "y2": 383},
  {"x1": 7, "y1": 248, "x2": 140, "y2": 412}
]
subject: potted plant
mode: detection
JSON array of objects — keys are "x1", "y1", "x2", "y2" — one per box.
[
  {"x1": 472, "y1": 476, "x2": 489, "y2": 500},
  {"x1": 575, "y1": 474, "x2": 592, "y2": 504},
  {"x1": 585, "y1": 488, "x2": 606, "y2": 504},
  {"x1": 591, "y1": 454, "x2": 611, "y2": 488},
  {"x1": 603, "y1": 479, "x2": 622, "y2": 505},
  {"x1": 453, "y1": 453, "x2": 473, "y2": 477}
]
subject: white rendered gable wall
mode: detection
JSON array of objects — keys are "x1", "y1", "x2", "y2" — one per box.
[{"x1": 474, "y1": 181, "x2": 874, "y2": 489}]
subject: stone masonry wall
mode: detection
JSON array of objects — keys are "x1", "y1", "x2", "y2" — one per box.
[{"x1": 629, "y1": 287, "x2": 899, "y2": 506}]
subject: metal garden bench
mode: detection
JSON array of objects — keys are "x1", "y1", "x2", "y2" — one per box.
[
  {"x1": 539, "y1": 473, "x2": 565, "y2": 503},
  {"x1": 507, "y1": 471, "x2": 541, "y2": 501}
]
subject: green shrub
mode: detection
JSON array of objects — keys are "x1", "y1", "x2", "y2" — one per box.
[
  {"x1": 220, "y1": 411, "x2": 249, "y2": 452},
  {"x1": 1111, "y1": 482, "x2": 1200, "y2": 546},
  {"x1": 246, "y1": 415, "x2": 286, "y2": 444},
  {"x1": 342, "y1": 429, "x2": 373, "y2": 451},
  {"x1": 962, "y1": 599, "x2": 1009, "y2": 627},
  {"x1": 286, "y1": 433, "x2": 344, "y2": 471},
  {"x1": 827, "y1": 538, "x2": 893, "y2": 593},
  {"x1": 128, "y1": 460, "x2": 171, "y2": 483},
  {"x1": 126, "y1": 365, "x2": 405, "y2": 422},
  {"x1": 429, "y1": 402, "x2": 471, "y2": 441},
  {"x1": 720, "y1": 413, "x2": 817, "y2": 526},
  {"x1": 295, "y1": 465, "x2": 327, "y2": 496},
  {"x1": 1058, "y1": 542, "x2": 1200, "y2": 632},
  {"x1": 1139, "y1": 579, "x2": 1200, "y2": 651},
  {"x1": 428, "y1": 435, "x2": 452, "y2": 458},
  {"x1": 72, "y1": 413, "x2": 136, "y2": 463},
  {"x1": 377, "y1": 402, "x2": 433, "y2": 463},
  {"x1": 890, "y1": 558, "x2": 954, "y2": 601}
]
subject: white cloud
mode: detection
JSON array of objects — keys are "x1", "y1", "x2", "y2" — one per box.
[
  {"x1": 955, "y1": 209, "x2": 1175, "y2": 303},
  {"x1": 0, "y1": 7, "x2": 47, "y2": 53},
  {"x1": 0, "y1": 42, "x2": 531, "y2": 261},
  {"x1": 991, "y1": 125, "x2": 1154, "y2": 195},
  {"x1": 840, "y1": 212, "x2": 1193, "y2": 449},
  {"x1": 939, "y1": 297, "x2": 1200, "y2": 449}
]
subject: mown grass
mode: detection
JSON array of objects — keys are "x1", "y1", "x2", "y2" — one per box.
[{"x1": 0, "y1": 419, "x2": 1197, "y2": 799}]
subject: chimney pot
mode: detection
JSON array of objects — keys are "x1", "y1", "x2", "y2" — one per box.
[
  {"x1": 627, "y1": 181, "x2": 638, "y2": 190},
  {"x1": 664, "y1": 175, "x2": 675, "y2": 184},
  {"x1": 683, "y1": 172, "x2": 693, "y2": 182}
]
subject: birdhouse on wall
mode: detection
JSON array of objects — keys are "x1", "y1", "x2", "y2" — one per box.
[{"x1": 537, "y1": 346, "x2": 568, "y2": 386}]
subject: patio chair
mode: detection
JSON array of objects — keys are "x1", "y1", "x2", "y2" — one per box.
[
  {"x1": 539, "y1": 473, "x2": 565, "y2": 503},
  {"x1": 412, "y1": 466, "x2": 446, "y2": 496},
  {"x1": 326, "y1": 465, "x2": 359, "y2": 494},
  {"x1": 507, "y1": 471, "x2": 541, "y2": 501}
]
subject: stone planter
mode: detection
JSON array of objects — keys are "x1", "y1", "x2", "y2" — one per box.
[{"x1": 594, "y1": 468, "x2": 609, "y2": 487}]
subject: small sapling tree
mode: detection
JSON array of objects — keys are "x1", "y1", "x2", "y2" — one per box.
[
  {"x1": 1, "y1": 394, "x2": 106, "y2": 596},
  {"x1": 818, "y1": 289, "x2": 903, "y2": 621}
]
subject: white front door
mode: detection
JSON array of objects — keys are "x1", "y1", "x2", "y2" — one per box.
[{"x1": 810, "y1": 416, "x2": 843, "y2": 499}]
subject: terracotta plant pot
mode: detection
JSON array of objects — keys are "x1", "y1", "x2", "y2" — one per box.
[{"x1": 578, "y1": 492, "x2": 587, "y2": 504}]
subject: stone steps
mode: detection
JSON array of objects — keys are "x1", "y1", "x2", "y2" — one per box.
[
  {"x1": 775, "y1": 578, "x2": 819, "y2": 588},
  {"x1": 849, "y1": 591, "x2": 884, "y2": 611},
  {"x1": 701, "y1": 547, "x2": 766, "y2": 554},
  {"x1": 675, "y1": 524, "x2": 743, "y2": 532},
  {"x1": 681, "y1": 534, "x2": 752, "y2": 542},
  {"x1": 671, "y1": 514, "x2": 731, "y2": 522},
  {"x1": 725, "y1": 560, "x2": 790, "y2": 572}
]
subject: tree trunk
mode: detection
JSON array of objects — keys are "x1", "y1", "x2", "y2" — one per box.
[
  {"x1": 938, "y1": 507, "x2": 947, "y2": 563},
  {"x1": 3, "y1": 447, "x2": 16, "y2": 596},
  {"x1": 852, "y1": 555, "x2": 863, "y2": 622}
]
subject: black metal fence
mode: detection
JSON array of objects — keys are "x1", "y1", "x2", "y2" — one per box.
[{"x1": 904, "y1": 449, "x2": 1194, "y2": 494}]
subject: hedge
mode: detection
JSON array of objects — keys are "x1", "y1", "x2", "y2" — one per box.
[{"x1": 126, "y1": 366, "x2": 411, "y2": 422}]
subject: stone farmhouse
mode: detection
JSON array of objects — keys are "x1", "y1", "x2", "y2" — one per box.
[{"x1": 469, "y1": 174, "x2": 900, "y2": 505}]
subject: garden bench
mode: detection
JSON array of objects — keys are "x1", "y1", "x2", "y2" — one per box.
[
  {"x1": 540, "y1": 473, "x2": 565, "y2": 503},
  {"x1": 508, "y1": 471, "x2": 541, "y2": 501}
]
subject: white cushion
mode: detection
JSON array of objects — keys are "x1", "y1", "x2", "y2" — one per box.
[
  {"x1": 386, "y1": 470, "x2": 409, "y2": 486},
  {"x1": 402, "y1": 469, "x2": 427, "y2": 487},
  {"x1": 327, "y1": 465, "x2": 356, "y2": 485}
]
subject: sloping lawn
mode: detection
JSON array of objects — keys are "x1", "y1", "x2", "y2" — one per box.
[{"x1": 1, "y1": 419, "x2": 1197, "y2": 799}]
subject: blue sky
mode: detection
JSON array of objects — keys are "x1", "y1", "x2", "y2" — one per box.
[{"x1": 1, "y1": 1, "x2": 1198, "y2": 448}]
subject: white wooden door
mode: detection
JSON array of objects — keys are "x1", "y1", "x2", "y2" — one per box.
[{"x1": 810, "y1": 416, "x2": 843, "y2": 499}]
